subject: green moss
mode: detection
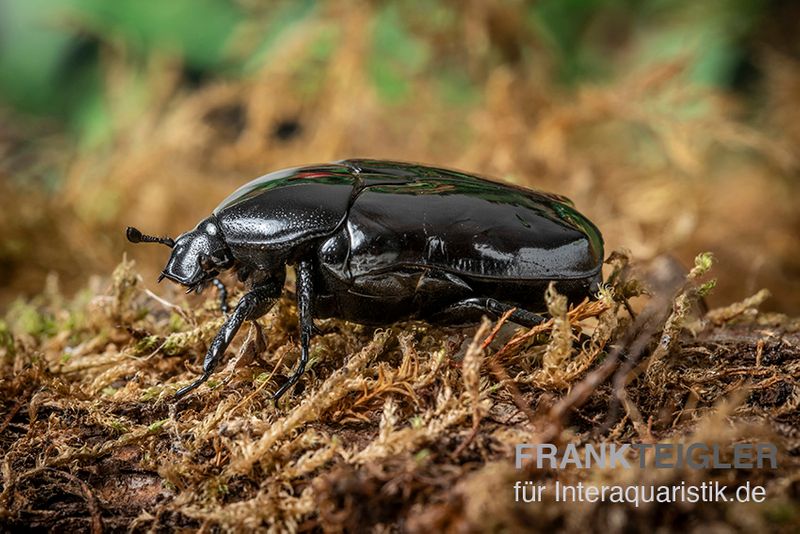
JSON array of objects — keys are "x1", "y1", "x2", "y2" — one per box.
[
  {"x1": 7, "y1": 300, "x2": 57, "y2": 337},
  {"x1": 214, "y1": 481, "x2": 229, "y2": 497},
  {"x1": 147, "y1": 419, "x2": 168, "y2": 433},
  {"x1": 109, "y1": 419, "x2": 129, "y2": 434},
  {"x1": 162, "y1": 333, "x2": 193, "y2": 355},
  {"x1": 254, "y1": 372, "x2": 270, "y2": 384},
  {"x1": 698, "y1": 278, "x2": 717, "y2": 297},
  {"x1": 692, "y1": 252, "x2": 715, "y2": 278},
  {"x1": 168, "y1": 312, "x2": 185, "y2": 332},
  {"x1": 306, "y1": 353, "x2": 321, "y2": 371},
  {"x1": 414, "y1": 448, "x2": 431, "y2": 464},
  {"x1": 134, "y1": 335, "x2": 161, "y2": 355},
  {"x1": 139, "y1": 387, "x2": 161, "y2": 402},
  {"x1": 0, "y1": 320, "x2": 14, "y2": 356}
]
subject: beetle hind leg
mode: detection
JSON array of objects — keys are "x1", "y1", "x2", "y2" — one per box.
[{"x1": 426, "y1": 297, "x2": 546, "y2": 328}]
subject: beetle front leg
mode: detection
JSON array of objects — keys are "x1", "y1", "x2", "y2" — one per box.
[
  {"x1": 175, "y1": 284, "x2": 278, "y2": 398},
  {"x1": 210, "y1": 278, "x2": 229, "y2": 314},
  {"x1": 272, "y1": 259, "x2": 317, "y2": 401}
]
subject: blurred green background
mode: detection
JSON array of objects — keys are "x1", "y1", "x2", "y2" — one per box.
[
  {"x1": 0, "y1": 0, "x2": 780, "y2": 144},
  {"x1": 0, "y1": 0, "x2": 798, "y2": 311}
]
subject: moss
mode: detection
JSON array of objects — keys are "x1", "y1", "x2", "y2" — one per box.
[
  {"x1": 692, "y1": 251, "x2": 715, "y2": 277},
  {"x1": 0, "y1": 260, "x2": 796, "y2": 532},
  {"x1": 147, "y1": 419, "x2": 169, "y2": 433},
  {"x1": 698, "y1": 278, "x2": 717, "y2": 297},
  {"x1": 168, "y1": 312, "x2": 185, "y2": 333},
  {"x1": 134, "y1": 335, "x2": 161, "y2": 354},
  {"x1": 108, "y1": 419, "x2": 129, "y2": 434},
  {"x1": 0, "y1": 319, "x2": 14, "y2": 357},
  {"x1": 139, "y1": 386, "x2": 161, "y2": 402},
  {"x1": 7, "y1": 300, "x2": 58, "y2": 337}
]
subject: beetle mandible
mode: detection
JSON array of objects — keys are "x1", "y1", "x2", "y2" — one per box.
[{"x1": 126, "y1": 159, "x2": 604, "y2": 400}]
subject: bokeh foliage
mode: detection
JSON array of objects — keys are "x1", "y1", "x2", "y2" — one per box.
[
  {"x1": 0, "y1": 0, "x2": 798, "y2": 311},
  {"x1": 0, "y1": 0, "x2": 774, "y2": 145}
]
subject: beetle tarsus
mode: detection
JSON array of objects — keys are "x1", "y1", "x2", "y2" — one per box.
[
  {"x1": 272, "y1": 326, "x2": 312, "y2": 402},
  {"x1": 175, "y1": 372, "x2": 211, "y2": 398}
]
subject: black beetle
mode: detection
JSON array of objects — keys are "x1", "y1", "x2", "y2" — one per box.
[{"x1": 127, "y1": 159, "x2": 603, "y2": 400}]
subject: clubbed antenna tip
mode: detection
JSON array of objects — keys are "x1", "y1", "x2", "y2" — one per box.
[
  {"x1": 126, "y1": 226, "x2": 143, "y2": 243},
  {"x1": 126, "y1": 226, "x2": 175, "y2": 248}
]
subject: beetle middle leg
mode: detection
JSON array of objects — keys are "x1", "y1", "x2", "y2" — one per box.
[
  {"x1": 272, "y1": 259, "x2": 317, "y2": 401},
  {"x1": 175, "y1": 283, "x2": 279, "y2": 399},
  {"x1": 427, "y1": 297, "x2": 546, "y2": 328}
]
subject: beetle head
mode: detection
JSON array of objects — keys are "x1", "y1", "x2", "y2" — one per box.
[{"x1": 127, "y1": 216, "x2": 232, "y2": 291}]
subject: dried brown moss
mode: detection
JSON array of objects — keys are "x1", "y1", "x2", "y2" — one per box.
[{"x1": 1, "y1": 253, "x2": 798, "y2": 532}]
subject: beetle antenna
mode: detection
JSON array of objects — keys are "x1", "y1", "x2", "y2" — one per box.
[{"x1": 126, "y1": 226, "x2": 175, "y2": 248}]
